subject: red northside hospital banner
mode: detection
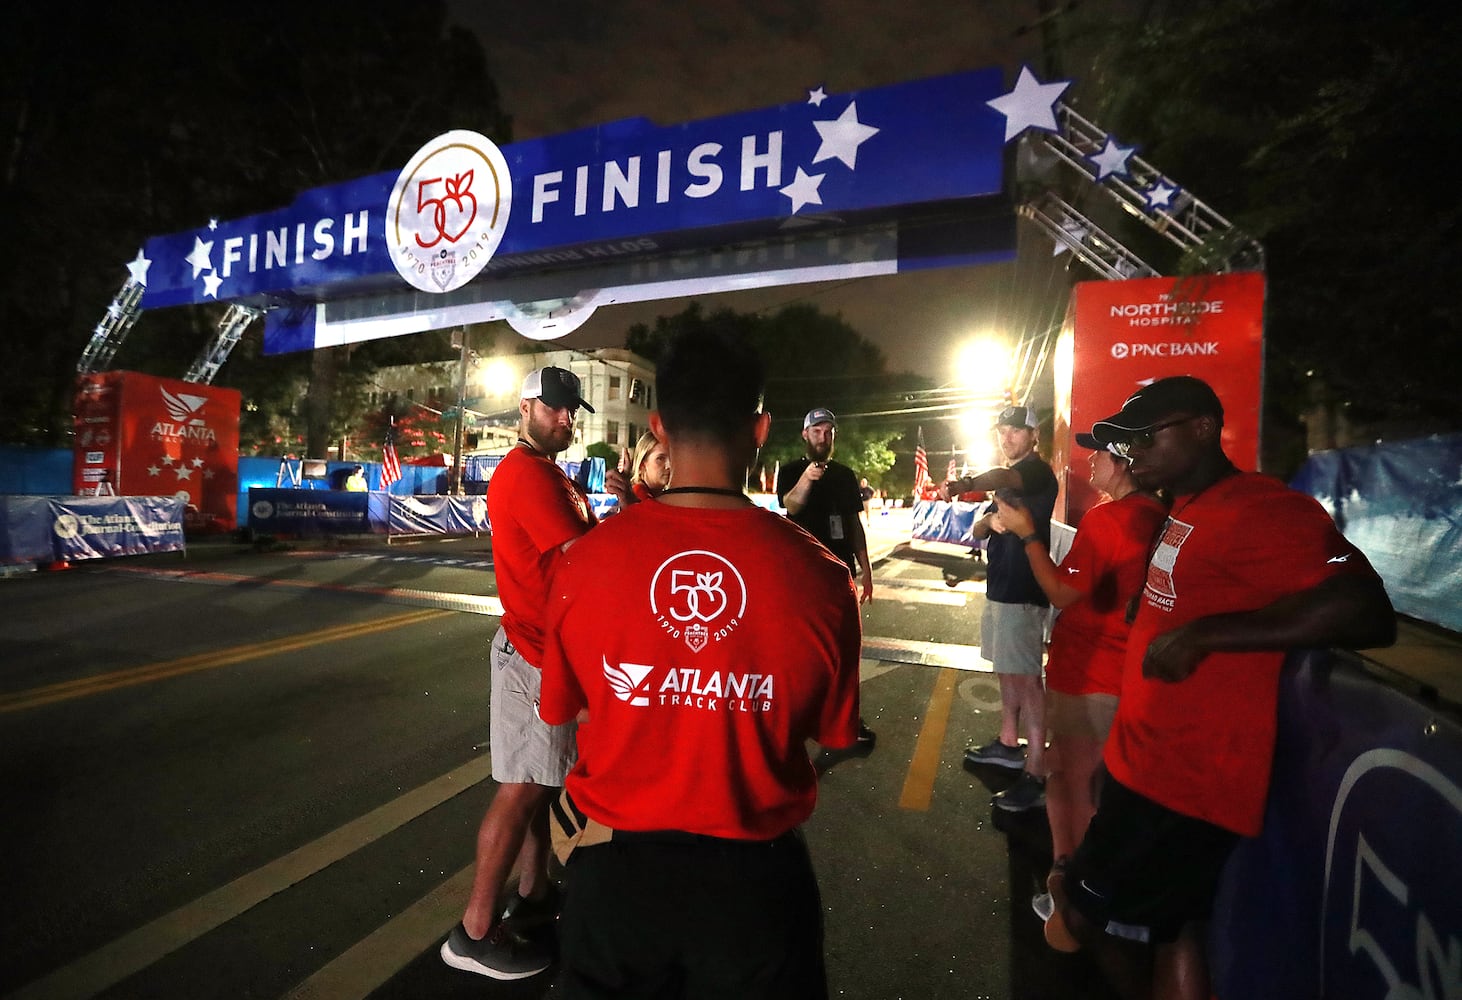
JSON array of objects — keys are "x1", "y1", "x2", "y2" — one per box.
[
  {"x1": 1054, "y1": 272, "x2": 1266, "y2": 524},
  {"x1": 73, "y1": 371, "x2": 242, "y2": 532}
]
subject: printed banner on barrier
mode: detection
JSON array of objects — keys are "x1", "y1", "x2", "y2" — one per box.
[
  {"x1": 1054, "y1": 272, "x2": 1265, "y2": 524},
  {"x1": 247, "y1": 489, "x2": 369, "y2": 535},
  {"x1": 1210, "y1": 652, "x2": 1462, "y2": 1000},
  {"x1": 49, "y1": 496, "x2": 186, "y2": 561}
]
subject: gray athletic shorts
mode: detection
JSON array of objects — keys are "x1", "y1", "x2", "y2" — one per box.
[
  {"x1": 980, "y1": 600, "x2": 1048, "y2": 676},
  {"x1": 488, "y1": 626, "x2": 577, "y2": 786}
]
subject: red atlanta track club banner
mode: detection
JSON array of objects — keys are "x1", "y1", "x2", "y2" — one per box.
[
  {"x1": 1055, "y1": 272, "x2": 1265, "y2": 524},
  {"x1": 73, "y1": 371, "x2": 242, "y2": 531}
]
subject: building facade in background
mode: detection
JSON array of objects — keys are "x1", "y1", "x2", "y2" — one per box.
[{"x1": 368, "y1": 348, "x2": 656, "y2": 464}]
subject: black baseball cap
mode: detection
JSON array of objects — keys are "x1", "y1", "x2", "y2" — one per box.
[
  {"x1": 995, "y1": 405, "x2": 1039, "y2": 429},
  {"x1": 1091, "y1": 376, "x2": 1222, "y2": 444},
  {"x1": 521, "y1": 366, "x2": 595, "y2": 413}
]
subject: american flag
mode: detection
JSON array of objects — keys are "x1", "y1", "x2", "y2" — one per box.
[
  {"x1": 946, "y1": 458, "x2": 958, "y2": 482},
  {"x1": 912, "y1": 427, "x2": 929, "y2": 496},
  {"x1": 380, "y1": 420, "x2": 402, "y2": 489}
]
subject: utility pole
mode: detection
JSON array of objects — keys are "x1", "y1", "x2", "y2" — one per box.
[{"x1": 450, "y1": 326, "x2": 469, "y2": 495}]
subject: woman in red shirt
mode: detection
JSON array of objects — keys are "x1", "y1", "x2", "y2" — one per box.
[{"x1": 996, "y1": 433, "x2": 1167, "y2": 923}]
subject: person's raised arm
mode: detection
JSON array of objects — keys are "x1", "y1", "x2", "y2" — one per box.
[{"x1": 938, "y1": 466, "x2": 1022, "y2": 502}]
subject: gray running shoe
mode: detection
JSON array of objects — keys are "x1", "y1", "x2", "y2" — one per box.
[
  {"x1": 440, "y1": 922, "x2": 551, "y2": 980},
  {"x1": 993, "y1": 772, "x2": 1047, "y2": 812},
  {"x1": 964, "y1": 738, "x2": 1026, "y2": 770}
]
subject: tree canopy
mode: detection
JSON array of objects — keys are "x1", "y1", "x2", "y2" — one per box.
[
  {"x1": 0, "y1": 1, "x2": 509, "y2": 448},
  {"x1": 1065, "y1": 0, "x2": 1459, "y2": 463}
]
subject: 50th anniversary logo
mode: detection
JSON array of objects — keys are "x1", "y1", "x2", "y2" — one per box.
[{"x1": 387, "y1": 130, "x2": 512, "y2": 293}]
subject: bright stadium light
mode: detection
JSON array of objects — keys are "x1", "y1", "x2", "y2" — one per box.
[
  {"x1": 480, "y1": 357, "x2": 518, "y2": 399},
  {"x1": 953, "y1": 336, "x2": 1012, "y2": 397}
]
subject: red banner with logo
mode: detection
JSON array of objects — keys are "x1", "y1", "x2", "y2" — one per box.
[
  {"x1": 73, "y1": 371, "x2": 241, "y2": 532},
  {"x1": 1053, "y1": 272, "x2": 1265, "y2": 524}
]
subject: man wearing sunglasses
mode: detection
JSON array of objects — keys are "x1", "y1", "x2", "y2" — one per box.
[{"x1": 1044, "y1": 376, "x2": 1396, "y2": 1000}]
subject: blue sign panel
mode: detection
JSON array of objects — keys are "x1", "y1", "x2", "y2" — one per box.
[
  {"x1": 247, "y1": 488, "x2": 369, "y2": 534},
  {"x1": 132, "y1": 69, "x2": 1015, "y2": 353}
]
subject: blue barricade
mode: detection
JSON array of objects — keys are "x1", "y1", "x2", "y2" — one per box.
[
  {"x1": 247, "y1": 488, "x2": 369, "y2": 534},
  {"x1": 380, "y1": 494, "x2": 489, "y2": 535},
  {"x1": 1211, "y1": 649, "x2": 1461, "y2": 999},
  {"x1": 911, "y1": 498, "x2": 990, "y2": 546},
  {"x1": 0, "y1": 495, "x2": 185, "y2": 563}
]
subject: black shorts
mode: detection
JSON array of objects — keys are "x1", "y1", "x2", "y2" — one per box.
[
  {"x1": 556, "y1": 828, "x2": 827, "y2": 999},
  {"x1": 1065, "y1": 773, "x2": 1240, "y2": 944}
]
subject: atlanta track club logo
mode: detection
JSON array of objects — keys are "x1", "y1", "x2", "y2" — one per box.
[
  {"x1": 649, "y1": 549, "x2": 748, "y2": 654},
  {"x1": 387, "y1": 129, "x2": 512, "y2": 294}
]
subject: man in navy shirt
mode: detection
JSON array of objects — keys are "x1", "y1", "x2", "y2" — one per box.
[{"x1": 940, "y1": 405, "x2": 1058, "y2": 811}]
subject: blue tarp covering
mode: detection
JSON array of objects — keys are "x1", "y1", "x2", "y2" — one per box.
[
  {"x1": 1291, "y1": 433, "x2": 1462, "y2": 632},
  {"x1": 0, "y1": 495, "x2": 185, "y2": 563},
  {"x1": 1211, "y1": 648, "x2": 1462, "y2": 999},
  {"x1": 0, "y1": 446, "x2": 72, "y2": 496}
]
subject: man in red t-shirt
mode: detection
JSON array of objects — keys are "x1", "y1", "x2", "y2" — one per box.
[
  {"x1": 440, "y1": 366, "x2": 598, "y2": 981},
  {"x1": 540, "y1": 328, "x2": 861, "y2": 998},
  {"x1": 1045, "y1": 377, "x2": 1395, "y2": 1000}
]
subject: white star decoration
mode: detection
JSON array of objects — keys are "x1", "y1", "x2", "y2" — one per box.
[
  {"x1": 203, "y1": 272, "x2": 223, "y2": 298},
  {"x1": 160, "y1": 454, "x2": 175, "y2": 466},
  {"x1": 127, "y1": 250, "x2": 152, "y2": 286},
  {"x1": 1087, "y1": 137, "x2": 1136, "y2": 180},
  {"x1": 208, "y1": 218, "x2": 219, "y2": 231},
  {"x1": 780, "y1": 168, "x2": 825, "y2": 214},
  {"x1": 174, "y1": 466, "x2": 193, "y2": 481},
  {"x1": 1144, "y1": 181, "x2": 1179, "y2": 210},
  {"x1": 185, "y1": 237, "x2": 214, "y2": 279},
  {"x1": 812, "y1": 102, "x2": 880, "y2": 170},
  {"x1": 985, "y1": 65, "x2": 1072, "y2": 143},
  {"x1": 147, "y1": 465, "x2": 161, "y2": 476},
  {"x1": 191, "y1": 457, "x2": 205, "y2": 468},
  {"x1": 806, "y1": 86, "x2": 827, "y2": 107},
  {"x1": 203, "y1": 468, "x2": 215, "y2": 480}
]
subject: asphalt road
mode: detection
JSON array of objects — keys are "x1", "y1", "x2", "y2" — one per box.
[{"x1": 0, "y1": 513, "x2": 1120, "y2": 1000}]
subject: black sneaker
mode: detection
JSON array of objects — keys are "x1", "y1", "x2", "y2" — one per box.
[
  {"x1": 856, "y1": 718, "x2": 877, "y2": 748},
  {"x1": 964, "y1": 738, "x2": 1025, "y2": 770},
  {"x1": 440, "y1": 922, "x2": 551, "y2": 980},
  {"x1": 992, "y1": 772, "x2": 1047, "y2": 812},
  {"x1": 501, "y1": 883, "x2": 562, "y2": 928}
]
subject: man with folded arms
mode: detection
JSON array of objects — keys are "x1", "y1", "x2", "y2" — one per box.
[{"x1": 1045, "y1": 376, "x2": 1395, "y2": 1000}]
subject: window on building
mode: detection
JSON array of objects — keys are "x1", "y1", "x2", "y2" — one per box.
[
  {"x1": 644, "y1": 384, "x2": 653, "y2": 409},
  {"x1": 609, "y1": 376, "x2": 622, "y2": 401},
  {"x1": 607, "y1": 420, "x2": 620, "y2": 445},
  {"x1": 628, "y1": 423, "x2": 638, "y2": 446},
  {"x1": 406, "y1": 388, "x2": 415, "y2": 401}
]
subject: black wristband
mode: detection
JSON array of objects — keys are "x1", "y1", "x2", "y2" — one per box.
[{"x1": 1020, "y1": 533, "x2": 1041, "y2": 545}]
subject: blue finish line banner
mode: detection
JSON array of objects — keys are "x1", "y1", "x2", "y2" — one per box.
[{"x1": 131, "y1": 69, "x2": 1015, "y2": 354}]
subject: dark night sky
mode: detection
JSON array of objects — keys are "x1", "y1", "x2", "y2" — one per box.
[{"x1": 443, "y1": 0, "x2": 1114, "y2": 381}]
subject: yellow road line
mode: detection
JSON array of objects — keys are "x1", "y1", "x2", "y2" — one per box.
[
  {"x1": 0, "y1": 609, "x2": 451, "y2": 714},
  {"x1": 898, "y1": 666, "x2": 959, "y2": 811}
]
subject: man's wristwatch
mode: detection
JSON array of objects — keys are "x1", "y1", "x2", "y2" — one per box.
[{"x1": 1019, "y1": 533, "x2": 1041, "y2": 545}]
